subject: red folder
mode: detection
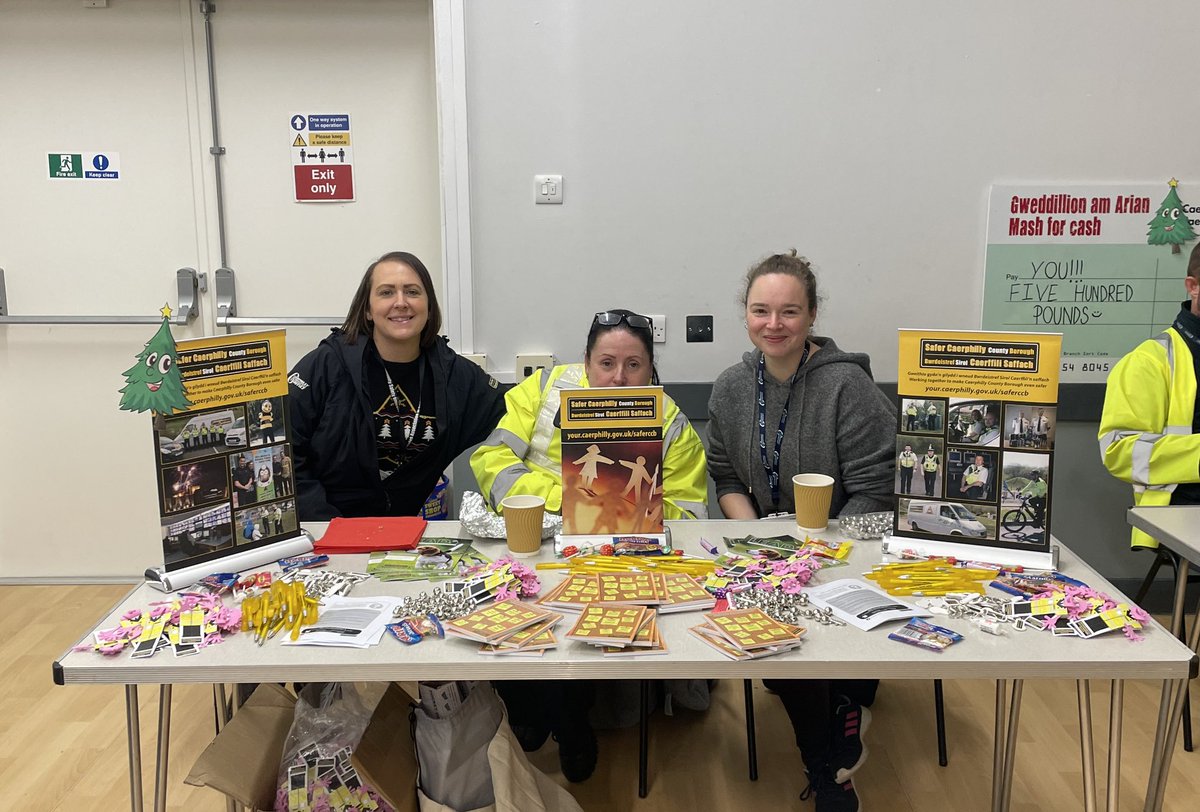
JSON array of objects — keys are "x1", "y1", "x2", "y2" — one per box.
[{"x1": 312, "y1": 516, "x2": 427, "y2": 554}]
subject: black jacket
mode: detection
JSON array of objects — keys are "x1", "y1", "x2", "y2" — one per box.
[{"x1": 288, "y1": 330, "x2": 506, "y2": 520}]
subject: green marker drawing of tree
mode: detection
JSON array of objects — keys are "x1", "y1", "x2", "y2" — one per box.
[
  {"x1": 118, "y1": 307, "x2": 192, "y2": 414},
  {"x1": 1147, "y1": 178, "x2": 1196, "y2": 254}
]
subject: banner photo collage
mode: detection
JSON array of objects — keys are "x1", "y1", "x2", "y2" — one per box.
[
  {"x1": 893, "y1": 329, "x2": 1061, "y2": 556},
  {"x1": 151, "y1": 330, "x2": 299, "y2": 572}
]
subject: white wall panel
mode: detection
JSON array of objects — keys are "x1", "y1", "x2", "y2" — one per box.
[{"x1": 0, "y1": 0, "x2": 441, "y2": 578}]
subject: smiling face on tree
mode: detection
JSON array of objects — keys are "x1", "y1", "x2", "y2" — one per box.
[{"x1": 119, "y1": 311, "x2": 192, "y2": 414}]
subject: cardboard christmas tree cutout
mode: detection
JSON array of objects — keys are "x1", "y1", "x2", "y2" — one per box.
[
  {"x1": 118, "y1": 304, "x2": 192, "y2": 416},
  {"x1": 1147, "y1": 178, "x2": 1196, "y2": 254}
]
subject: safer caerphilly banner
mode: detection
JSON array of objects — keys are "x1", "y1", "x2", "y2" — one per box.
[
  {"x1": 559, "y1": 386, "x2": 665, "y2": 538},
  {"x1": 154, "y1": 330, "x2": 300, "y2": 572},
  {"x1": 891, "y1": 329, "x2": 1061, "y2": 568}
]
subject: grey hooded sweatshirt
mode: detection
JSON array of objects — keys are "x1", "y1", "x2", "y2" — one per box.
[{"x1": 707, "y1": 336, "x2": 896, "y2": 518}]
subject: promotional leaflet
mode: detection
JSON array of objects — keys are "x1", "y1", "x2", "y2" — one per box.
[
  {"x1": 148, "y1": 330, "x2": 303, "y2": 574},
  {"x1": 891, "y1": 329, "x2": 1061, "y2": 569},
  {"x1": 559, "y1": 386, "x2": 665, "y2": 539}
]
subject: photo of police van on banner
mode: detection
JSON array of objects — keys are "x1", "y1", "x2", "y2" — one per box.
[
  {"x1": 558, "y1": 386, "x2": 667, "y2": 549},
  {"x1": 118, "y1": 319, "x2": 312, "y2": 591},
  {"x1": 889, "y1": 329, "x2": 1061, "y2": 570}
]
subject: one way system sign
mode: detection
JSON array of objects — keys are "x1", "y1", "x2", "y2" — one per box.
[{"x1": 290, "y1": 113, "x2": 354, "y2": 202}]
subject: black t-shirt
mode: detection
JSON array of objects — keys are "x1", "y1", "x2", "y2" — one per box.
[{"x1": 366, "y1": 353, "x2": 442, "y2": 486}]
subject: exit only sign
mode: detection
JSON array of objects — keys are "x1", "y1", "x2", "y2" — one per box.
[
  {"x1": 290, "y1": 113, "x2": 354, "y2": 202},
  {"x1": 294, "y1": 165, "x2": 354, "y2": 202}
]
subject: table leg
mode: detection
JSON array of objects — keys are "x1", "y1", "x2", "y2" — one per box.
[
  {"x1": 213, "y1": 683, "x2": 229, "y2": 734},
  {"x1": 1106, "y1": 679, "x2": 1123, "y2": 812},
  {"x1": 999, "y1": 679, "x2": 1024, "y2": 812},
  {"x1": 743, "y1": 679, "x2": 758, "y2": 781},
  {"x1": 1149, "y1": 599, "x2": 1200, "y2": 809},
  {"x1": 991, "y1": 679, "x2": 1007, "y2": 812},
  {"x1": 153, "y1": 684, "x2": 172, "y2": 812},
  {"x1": 1143, "y1": 558, "x2": 1191, "y2": 812},
  {"x1": 934, "y1": 678, "x2": 948, "y2": 767},
  {"x1": 1145, "y1": 678, "x2": 1185, "y2": 812},
  {"x1": 1145, "y1": 678, "x2": 1175, "y2": 808},
  {"x1": 638, "y1": 679, "x2": 650, "y2": 798},
  {"x1": 1078, "y1": 679, "x2": 1097, "y2": 812},
  {"x1": 211, "y1": 684, "x2": 237, "y2": 812},
  {"x1": 125, "y1": 685, "x2": 144, "y2": 812}
]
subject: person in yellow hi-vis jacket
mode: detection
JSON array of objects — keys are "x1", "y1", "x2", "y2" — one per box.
[
  {"x1": 1018, "y1": 470, "x2": 1047, "y2": 528},
  {"x1": 470, "y1": 309, "x2": 708, "y2": 785},
  {"x1": 921, "y1": 445, "x2": 940, "y2": 496},
  {"x1": 897, "y1": 444, "x2": 917, "y2": 494},
  {"x1": 471, "y1": 310, "x2": 708, "y2": 522},
  {"x1": 1099, "y1": 242, "x2": 1200, "y2": 549}
]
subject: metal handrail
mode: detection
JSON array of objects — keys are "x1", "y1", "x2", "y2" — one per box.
[
  {"x1": 214, "y1": 267, "x2": 340, "y2": 330},
  {"x1": 0, "y1": 268, "x2": 201, "y2": 326}
]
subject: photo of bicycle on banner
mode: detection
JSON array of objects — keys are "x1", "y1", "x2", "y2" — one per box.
[{"x1": 999, "y1": 451, "x2": 1051, "y2": 544}]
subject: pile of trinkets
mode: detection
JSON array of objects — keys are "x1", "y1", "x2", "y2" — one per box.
[
  {"x1": 277, "y1": 568, "x2": 371, "y2": 600},
  {"x1": 73, "y1": 589, "x2": 241, "y2": 657},
  {"x1": 703, "y1": 547, "x2": 833, "y2": 599},
  {"x1": 919, "y1": 581, "x2": 1152, "y2": 641},
  {"x1": 727, "y1": 588, "x2": 846, "y2": 627},
  {"x1": 391, "y1": 558, "x2": 542, "y2": 625}
]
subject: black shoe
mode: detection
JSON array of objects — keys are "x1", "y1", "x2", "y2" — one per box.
[
  {"x1": 800, "y1": 766, "x2": 861, "y2": 812},
  {"x1": 554, "y1": 727, "x2": 598, "y2": 783},
  {"x1": 830, "y1": 695, "x2": 871, "y2": 783},
  {"x1": 511, "y1": 722, "x2": 550, "y2": 752}
]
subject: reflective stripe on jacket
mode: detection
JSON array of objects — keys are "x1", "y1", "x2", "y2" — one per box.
[
  {"x1": 1098, "y1": 327, "x2": 1200, "y2": 548},
  {"x1": 469, "y1": 364, "x2": 708, "y2": 519}
]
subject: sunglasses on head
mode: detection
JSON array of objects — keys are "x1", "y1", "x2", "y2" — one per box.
[{"x1": 594, "y1": 311, "x2": 653, "y2": 330}]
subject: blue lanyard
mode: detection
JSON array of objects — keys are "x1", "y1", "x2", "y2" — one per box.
[{"x1": 756, "y1": 346, "x2": 810, "y2": 512}]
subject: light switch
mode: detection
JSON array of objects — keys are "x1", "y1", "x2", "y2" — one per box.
[{"x1": 535, "y1": 174, "x2": 563, "y2": 204}]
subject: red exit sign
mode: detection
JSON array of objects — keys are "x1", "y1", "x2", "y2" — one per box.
[{"x1": 294, "y1": 165, "x2": 354, "y2": 202}]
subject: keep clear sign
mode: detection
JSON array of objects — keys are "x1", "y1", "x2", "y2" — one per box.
[
  {"x1": 289, "y1": 113, "x2": 354, "y2": 202},
  {"x1": 982, "y1": 183, "x2": 1196, "y2": 382}
]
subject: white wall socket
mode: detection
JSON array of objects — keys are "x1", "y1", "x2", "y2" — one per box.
[
  {"x1": 646, "y1": 314, "x2": 666, "y2": 343},
  {"x1": 515, "y1": 354, "x2": 555, "y2": 380}
]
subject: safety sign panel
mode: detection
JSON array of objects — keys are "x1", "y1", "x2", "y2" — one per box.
[
  {"x1": 290, "y1": 113, "x2": 354, "y2": 202},
  {"x1": 48, "y1": 151, "x2": 121, "y2": 180}
]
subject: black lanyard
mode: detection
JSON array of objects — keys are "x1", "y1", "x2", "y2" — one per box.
[{"x1": 756, "y1": 346, "x2": 810, "y2": 512}]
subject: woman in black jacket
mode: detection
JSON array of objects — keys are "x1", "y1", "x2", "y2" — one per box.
[{"x1": 288, "y1": 251, "x2": 506, "y2": 519}]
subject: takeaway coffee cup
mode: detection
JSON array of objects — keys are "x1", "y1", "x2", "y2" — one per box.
[
  {"x1": 500, "y1": 494, "x2": 546, "y2": 557},
  {"x1": 793, "y1": 473, "x2": 835, "y2": 533}
]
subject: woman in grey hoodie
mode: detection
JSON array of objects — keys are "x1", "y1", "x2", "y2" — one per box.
[{"x1": 707, "y1": 251, "x2": 895, "y2": 812}]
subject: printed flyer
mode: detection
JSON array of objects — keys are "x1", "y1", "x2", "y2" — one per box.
[
  {"x1": 150, "y1": 330, "x2": 299, "y2": 571},
  {"x1": 892, "y1": 329, "x2": 1060, "y2": 565},
  {"x1": 559, "y1": 386, "x2": 665, "y2": 537}
]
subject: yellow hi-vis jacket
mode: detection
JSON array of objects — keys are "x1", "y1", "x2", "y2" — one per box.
[
  {"x1": 1099, "y1": 327, "x2": 1200, "y2": 548},
  {"x1": 469, "y1": 364, "x2": 709, "y2": 519}
]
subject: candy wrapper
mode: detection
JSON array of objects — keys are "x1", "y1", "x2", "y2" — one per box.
[
  {"x1": 458, "y1": 490, "x2": 560, "y2": 540},
  {"x1": 386, "y1": 614, "x2": 444, "y2": 645}
]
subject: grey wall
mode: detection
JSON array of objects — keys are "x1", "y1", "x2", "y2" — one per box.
[{"x1": 460, "y1": 2, "x2": 1193, "y2": 600}]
